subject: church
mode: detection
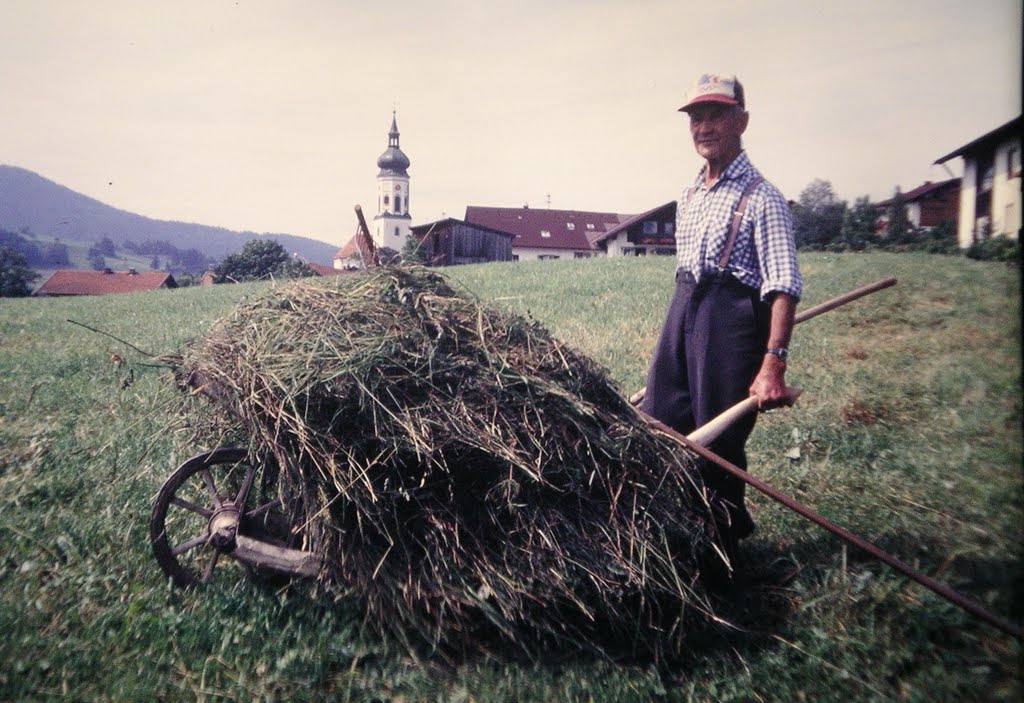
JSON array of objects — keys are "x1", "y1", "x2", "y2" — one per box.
[
  {"x1": 372, "y1": 112, "x2": 412, "y2": 250},
  {"x1": 332, "y1": 112, "x2": 413, "y2": 269}
]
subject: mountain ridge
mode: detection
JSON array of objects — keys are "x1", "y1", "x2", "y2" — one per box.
[{"x1": 0, "y1": 165, "x2": 339, "y2": 264}]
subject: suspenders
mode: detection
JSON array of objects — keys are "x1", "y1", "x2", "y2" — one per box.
[{"x1": 716, "y1": 176, "x2": 763, "y2": 272}]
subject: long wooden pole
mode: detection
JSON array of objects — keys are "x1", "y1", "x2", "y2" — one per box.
[
  {"x1": 354, "y1": 205, "x2": 380, "y2": 268},
  {"x1": 629, "y1": 277, "x2": 898, "y2": 406},
  {"x1": 642, "y1": 410, "x2": 1022, "y2": 639},
  {"x1": 793, "y1": 276, "x2": 897, "y2": 324}
]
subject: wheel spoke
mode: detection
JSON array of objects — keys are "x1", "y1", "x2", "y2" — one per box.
[
  {"x1": 170, "y1": 496, "x2": 214, "y2": 518},
  {"x1": 200, "y1": 468, "x2": 223, "y2": 509},
  {"x1": 172, "y1": 533, "x2": 210, "y2": 556},
  {"x1": 234, "y1": 464, "x2": 257, "y2": 509},
  {"x1": 246, "y1": 499, "x2": 279, "y2": 519},
  {"x1": 200, "y1": 549, "x2": 220, "y2": 583}
]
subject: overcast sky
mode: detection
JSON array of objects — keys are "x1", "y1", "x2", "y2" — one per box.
[{"x1": 2, "y1": 0, "x2": 1020, "y2": 249}]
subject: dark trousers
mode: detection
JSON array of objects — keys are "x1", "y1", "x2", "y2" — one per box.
[{"x1": 641, "y1": 271, "x2": 770, "y2": 534}]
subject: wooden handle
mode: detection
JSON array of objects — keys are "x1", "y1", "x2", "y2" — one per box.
[
  {"x1": 685, "y1": 387, "x2": 803, "y2": 447},
  {"x1": 794, "y1": 276, "x2": 897, "y2": 324},
  {"x1": 630, "y1": 277, "x2": 898, "y2": 407}
]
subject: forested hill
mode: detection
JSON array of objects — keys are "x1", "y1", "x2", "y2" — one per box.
[{"x1": 0, "y1": 165, "x2": 338, "y2": 263}]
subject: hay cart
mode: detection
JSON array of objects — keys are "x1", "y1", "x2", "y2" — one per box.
[
  {"x1": 147, "y1": 207, "x2": 1019, "y2": 638},
  {"x1": 148, "y1": 394, "x2": 758, "y2": 589}
]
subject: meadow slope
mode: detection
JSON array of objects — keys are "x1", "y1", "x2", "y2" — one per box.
[{"x1": 0, "y1": 252, "x2": 1020, "y2": 701}]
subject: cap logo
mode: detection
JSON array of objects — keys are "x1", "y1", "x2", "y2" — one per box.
[
  {"x1": 679, "y1": 73, "x2": 741, "y2": 111},
  {"x1": 692, "y1": 74, "x2": 734, "y2": 99}
]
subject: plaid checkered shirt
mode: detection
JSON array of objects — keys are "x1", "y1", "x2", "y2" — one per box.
[{"x1": 675, "y1": 151, "x2": 802, "y2": 301}]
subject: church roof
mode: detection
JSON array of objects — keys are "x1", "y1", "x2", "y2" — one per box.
[{"x1": 377, "y1": 112, "x2": 410, "y2": 176}]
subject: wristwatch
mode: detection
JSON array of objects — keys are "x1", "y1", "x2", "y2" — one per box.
[{"x1": 766, "y1": 347, "x2": 789, "y2": 362}]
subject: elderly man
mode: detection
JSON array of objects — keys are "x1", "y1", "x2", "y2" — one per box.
[{"x1": 641, "y1": 73, "x2": 802, "y2": 563}]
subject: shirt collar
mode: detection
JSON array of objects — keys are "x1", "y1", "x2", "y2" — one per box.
[{"x1": 693, "y1": 150, "x2": 752, "y2": 189}]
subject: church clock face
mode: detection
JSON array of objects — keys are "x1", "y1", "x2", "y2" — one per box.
[{"x1": 394, "y1": 184, "x2": 402, "y2": 191}]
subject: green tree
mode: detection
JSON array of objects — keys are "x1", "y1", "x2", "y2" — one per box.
[
  {"x1": 214, "y1": 239, "x2": 315, "y2": 283},
  {"x1": 792, "y1": 179, "x2": 846, "y2": 250},
  {"x1": 885, "y1": 188, "x2": 913, "y2": 244},
  {"x1": 401, "y1": 236, "x2": 429, "y2": 264},
  {"x1": 0, "y1": 245, "x2": 39, "y2": 297},
  {"x1": 95, "y1": 236, "x2": 116, "y2": 257},
  {"x1": 838, "y1": 196, "x2": 878, "y2": 251},
  {"x1": 43, "y1": 242, "x2": 70, "y2": 267}
]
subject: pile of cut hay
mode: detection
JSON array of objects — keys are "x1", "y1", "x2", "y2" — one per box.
[{"x1": 179, "y1": 266, "x2": 718, "y2": 659}]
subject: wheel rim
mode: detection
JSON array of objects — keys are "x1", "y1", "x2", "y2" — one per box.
[{"x1": 150, "y1": 448, "x2": 283, "y2": 587}]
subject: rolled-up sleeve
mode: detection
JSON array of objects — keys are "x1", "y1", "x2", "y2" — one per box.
[{"x1": 752, "y1": 185, "x2": 802, "y2": 301}]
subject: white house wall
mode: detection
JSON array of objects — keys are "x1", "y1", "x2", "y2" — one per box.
[
  {"x1": 513, "y1": 247, "x2": 598, "y2": 261},
  {"x1": 957, "y1": 160, "x2": 977, "y2": 248},
  {"x1": 992, "y1": 140, "x2": 1021, "y2": 239},
  {"x1": 956, "y1": 136, "x2": 1021, "y2": 247}
]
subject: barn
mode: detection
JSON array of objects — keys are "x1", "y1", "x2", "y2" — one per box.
[{"x1": 408, "y1": 218, "x2": 515, "y2": 266}]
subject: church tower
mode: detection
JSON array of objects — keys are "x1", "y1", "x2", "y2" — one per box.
[{"x1": 373, "y1": 112, "x2": 412, "y2": 250}]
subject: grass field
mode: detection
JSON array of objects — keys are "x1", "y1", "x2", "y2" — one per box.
[{"x1": 1, "y1": 252, "x2": 1020, "y2": 701}]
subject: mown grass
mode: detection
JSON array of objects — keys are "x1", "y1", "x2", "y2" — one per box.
[{"x1": 1, "y1": 252, "x2": 1020, "y2": 701}]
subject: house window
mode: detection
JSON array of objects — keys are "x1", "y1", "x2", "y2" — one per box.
[
  {"x1": 586, "y1": 223, "x2": 595, "y2": 230},
  {"x1": 384, "y1": 195, "x2": 390, "y2": 206},
  {"x1": 642, "y1": 221, "x2": 658, "y2": 235},
  {"x1": 566, "y1": 222, "x2": 575, "y2": 230},
  {"x1": 1009, "y1": 147, "x2": 1021, "y2": 178},
  {"x1": 574, "y1": 252, "x2": 593, "y2": 259},
  {"x1": 396, "y1": 196, "x2": 402, "y2": 213},
  {"x1": 978, "y1": 157, "x2": 994, "y2": 193},
  {"x1": 540, "y1": 230, "x2": 551, "y2": 238},
  {"x1": 538, "y1": 254, "x2": 560, "y2": 260},
  {"x1": 394, "y1": 227, "x2": 400, "y2": 237},
  {"x1": 664, "y1": 222, "x2": 675, "y2": 235}
]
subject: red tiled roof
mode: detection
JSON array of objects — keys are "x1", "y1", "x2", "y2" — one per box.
[
  {"x1": 334, "y1": 235, "x2": 359, "y2": 259},
  {"x1": 305, "y1": 262, "x2": 344, "y2": 276},
  {"x1": 35, "y1": 269, "x2": 177, "y2": 296},
  {"x1": 464, "y1": 206, "x2": 629, "y2": 250},
  {"x1": 876, "y1": 178, "x2": 959, "y2": 206}
]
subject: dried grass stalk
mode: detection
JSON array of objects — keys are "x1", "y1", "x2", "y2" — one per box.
[{"x1": 179, "y1": 266, "x2": 717, "y2": 660}]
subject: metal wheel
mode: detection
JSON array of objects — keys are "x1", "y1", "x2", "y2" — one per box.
[{"x1": 150, "y1": 448, "x2": 290, "y2": 587}]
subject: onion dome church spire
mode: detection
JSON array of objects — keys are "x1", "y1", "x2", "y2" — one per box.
[
  {"x1": 373, "y1": 111, "x2": 412, "y2": 250},
  {"x1": 377, "y1": 112, "x2": 410, "y2": 176}
]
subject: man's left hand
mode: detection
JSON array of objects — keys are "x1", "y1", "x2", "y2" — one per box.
[{"x1": 749, "y1": 353, "x2": 793, "y2": 410}]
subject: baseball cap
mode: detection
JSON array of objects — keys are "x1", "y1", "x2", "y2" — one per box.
[{"x1": 678, "y1": 73, "x2": 745, "y2": 112}]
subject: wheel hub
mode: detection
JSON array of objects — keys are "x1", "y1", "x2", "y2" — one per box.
[{"x1": 208, "y1": 505, "x2": 240, "y2": 551}]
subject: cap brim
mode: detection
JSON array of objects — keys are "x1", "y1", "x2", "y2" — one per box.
[{"x1": 678, "y1": 94, "x2": 740, "y2": 112}]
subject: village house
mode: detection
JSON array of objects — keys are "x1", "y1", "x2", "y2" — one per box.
[
  {"x1": 34, "y1": 268, "x2": 177, "y2": 296},
  {"x1": 874, "y1": 178, "x2": 960, "y2": 234},
  {"x1": 934, "y1": 115, "x2": 1022, "y2": 248},
  {"x1": 463, "y1": 202, "x2": 677, "y2": 261},
  {"x1": 332, "y1": 236, "x2": 366, "y2": 270}
]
